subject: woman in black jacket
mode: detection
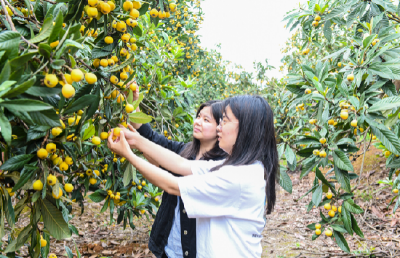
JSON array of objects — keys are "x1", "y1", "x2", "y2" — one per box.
[{"x1": 127, "y1": 82, "x2": 227, "y2": 258}]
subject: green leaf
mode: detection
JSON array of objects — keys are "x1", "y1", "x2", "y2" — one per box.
[
  {"x1": 12, "y1": 166, "x2": 37, "y2": 192},
  {"x1": 63, "y1": 95, "x2": 97, "y2": 114},
  {"x1": 123, "y1": 164, "x2": 136, "y2": 187},
  {"x1": 344, "y1": 199, "x2": 363, "y2": 214},
  {"x1": 0, "y1": 77, "x2": 36, "y2": 98},
  {"x1": 129, "y1": 112, "x2": 153, "y2": 124},
  {"x1": 300, "y1": 156, "x2": 318, "y2": 179},
  {"x1": 56, "y1": 39, "x2": 83, "y2": 59},
  {"x1": 0, "y1": 31, "x2": 20, "y2": 59},
  {"x1": 351, "y1": 213, "x2": 364, "y2": 238},
  {"x1": 285, "y1": 145, "x2": 296, "y2": 165},
  {"x1": 132, "y1": 92, "x2": 144, "y2": 109},
  {"x1": 29, "y1": 109, "x2": 61, "y2": 127},
  {"x1": 363, "y1": 34, "x2": 377, "y2": 49},
  {"x1": 132, "y1": 26, "x2": 143, "y2": 36},
  {"x1": 334, "y1": 166, "x2": 351, "y2": 192},
  {"x1": 48, "y1": 12, "x2": 63, "y2": 44},
  {"x1": 82, "y1": 124, "x2": 95, "y2": 141},
  {"x1": 341, "y1": 205, "x2": 353, "y2": 235},
  {"x1": 0, "y1": 111, "x2": 12, "y2": 145},
  {"x1": 50, "y1": 59, "x2": 66, "y2": 70},
  {"x1": 312, "y1": 185, "x2": 323, "y2": 207},
  {"x1": 0, "y1": 154, "x2": 34, "y2": 171},
  {"x1": 333, "y1": 149, "x2": 354, "y2": 172},
  {"x1": 40, "y1": 198, "x2": 71, "y2": 240},
  {"x1": 26, "y1": 85, "x2": 62, "y2": 97},
  {"x1": 3, "y1": 224, "x2": 31, "y2": 252},
  {"x1": 279, "y1": 168, "x2": 292, "y2": 194},
  {"x1": 38, "y1": 43, "x2": 52, "y2": 59},
  {"x1": 0, "y1": 61, "x2": 11, "y2": 84},
  {"x1": 369, "y1": 96, "x2": 400, "y2": 112},
  {"x1": 369, "y1": 122, "x2": 400, "y2": 155},
  {"x1": 0, "y1": 80, "x2": 16, "y2": 92},
  {"x1": 0, "y1": 99, "x2": 54, "y2": 112},
  {"x1": 30, "y1": 17, "x2": 53, "y2": 43},
  {"x1": 333, "y1": 230, "x2": 350, "y2": 253},
  {"x1": 9, "y1": 52, "x2": 37, "y2": 68},
  {"x1": 88, "y1": 191, "x2": 107, "y2": 203},
  {"x1": 105, "y1": 54, "x2": 135, "y2": 73},
  {"x1": 27, "y1": 125, "x2": 51, "y2": 142},
  {"x1": 4, "y1": 194, "x2": 15, "y2": 229},
  {"x1": 323, "y1": 20, "x2": 332, "y2": 41}
]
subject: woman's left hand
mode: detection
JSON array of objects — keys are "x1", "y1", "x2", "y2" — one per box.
[{"x1": 107, "y1": 129, "x2": 132, "y2": 158}]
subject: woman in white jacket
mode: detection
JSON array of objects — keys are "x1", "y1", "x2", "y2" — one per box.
[{"x1": 108, "y1": 95, "x2": 279, "y2": 258}]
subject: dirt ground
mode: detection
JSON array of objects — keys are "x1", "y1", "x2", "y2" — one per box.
[{"x1": 3, "y1": 145, "x2": 400, "y2": 258}]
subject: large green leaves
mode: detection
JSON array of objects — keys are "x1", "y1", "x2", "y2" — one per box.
[
  {"x1": 334, "y1": 166, "x2": 351, "y2": 193},
  {"x1": 39, "y1": 199, "x2": 71, "y2": 240},
  {"x1": 369, "y1": 121, "x2": 400, "y2": 155},
  {"x1": 333, "y1": 149, "x2": 353, "y2": 172},
  {"x1": 0, "y1": 99, "x2": 54, "y2": 112},
  {"x1": 0, "y1": 111, "x2": 12, "y2": 145},
  {"x1": 369, "y1": 96, "x2": 400, "y2": 112},
  {"x1": 0, "y1": 31, "x2": 20, "y2": 59},
  {"x1": 0, "y1": 154, "x2": 35, "y2": 171},
  {"x1": 333, "y1": 230, "x2": 350, "y2": 253},
  {"x1": 30, "y1": 17, "x2": 53, "y2": 43},
  {"x1": 129, "y1": 112, "x2": 152, "y2": 124},
  {"x1": 279, "y1": 167, "x2": 292, "y2": 194}
]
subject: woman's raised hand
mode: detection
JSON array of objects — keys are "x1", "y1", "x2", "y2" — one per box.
[
  {"x1": 107, "y1": 129, "x2": 132, "y2": 158},
  {"x1": 118, "y1": 124, "x2": 141, "y2": 149}
]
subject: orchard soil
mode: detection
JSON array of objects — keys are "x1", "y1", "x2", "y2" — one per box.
[{"x1": 3, "y1": 146, "x2": 400, "y2": 258}]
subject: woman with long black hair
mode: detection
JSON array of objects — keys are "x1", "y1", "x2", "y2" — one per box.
[
  {"x1": 109, "y1": 95, "x2": 279, "y2": 258},
  {"x1": 123, "y1": 83, "x2": 227, "y2": 258}
]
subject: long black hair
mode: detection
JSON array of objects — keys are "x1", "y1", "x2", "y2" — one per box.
[
  {"x1": 211, "y1": 95, "x2": 279, "y2": 214},
  {"x1": 180, "y1": 100, "x2": 227, "y2": 160}
]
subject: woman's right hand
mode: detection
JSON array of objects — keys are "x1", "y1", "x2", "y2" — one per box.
[{"x1": 118, "y1": 124, "x2": 141, "y2": 149}]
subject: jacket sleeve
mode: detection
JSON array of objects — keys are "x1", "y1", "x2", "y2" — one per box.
[{"x1": 136, "y1": 123, "x2": 186, "y2": 154}]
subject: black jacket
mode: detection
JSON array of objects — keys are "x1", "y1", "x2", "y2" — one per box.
[{"x1": 137, "y1": 123, "x2": 224, "y2": 258}]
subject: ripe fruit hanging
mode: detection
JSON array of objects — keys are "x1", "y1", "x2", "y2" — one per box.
[
  {"x1": 40, "y1": 238, "x2": 47, "y2": 247},
  {"x1": 47, "y1": 175, "x2": 57, "y2": 186},
  {"x1": 33, "y1": 180, "x2": 43, "y2": 191},
  {"x1": 46, "y1": 143, "x2": 57, "y2": 153},
  {"x1": 104, "y1": 36, "x2": 113, "y2": 44},
  {"x1": 150, "y1": 8, "x2": 158, "y2": 17},
  {"x1": 85, "y1": 73, "x2": 97, "y2": 84},
  {"x1": 52, "y1": 127, "x2": 62, "y2": 137},
  {"x1": 328, "y1": 210, "x2": 335, "y2": 217},
  {"x1": 92, "y1": 136, "x2": 101, "y2": 145},
  {"x1": 44, "y1": 74, "x2": 59, "y2": 88},
  {"x1": 347, "y1": 74, "x2": 354, "y2": 82},
  {"x1": 319, "y1": 138, "x2": 326, "y2": 144},
  {"x1": 62, "y1": 84, "x2": 76, "y2": 99},
  {"x1": 130, "y1": 8, "x2": 139, "y2": 19},
  {"x1": 340, "y1": 111, "x2": 348, "y2": 120},
  {"x1": 59, "y1": 162, "x2": 69, "y2": 171},
  {"x1": 351, "y1": 119, "x2": 357, "y2": 127},
  {"x1": 71, "y1": 69, "x2": 84, "y2": 82},
  {"x1": 52, "y1": 187, "x2": 63, "y2": 199},
  {"x1": 315, "y1": 229, "x2": 321, "y2": 235},
  {"x1": 125, "y1": 104, "x2": 134, "y2": 113},
  {"x1": 324, "y1": 203, "x2": 331, "y2": 210},
  {"x1": 100, "y1": 132, "x2": 109, "y2": 140},
  {"x1": 89, "y1": 178, "x2": 97, "y2": 185},
  {"x1": 325, "y1": 230, "x2": 332, "y2": 237},
  {"x1": 37, "y1": 148, "x2": 48, "y2": 159},
  {"x1": 319, "y1": 150, "x2": 327, "y2": 158},
  {"x1": 123, "y1": 1, "x2": 133, "y2": 11}
]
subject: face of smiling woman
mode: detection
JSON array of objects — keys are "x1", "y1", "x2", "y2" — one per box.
[
  {"x1": 192, "y1": 106, "x2": 218, "y2": 142},
  {"x1": 217, "y1": 105, "x2": 239, "y2": 155}
]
